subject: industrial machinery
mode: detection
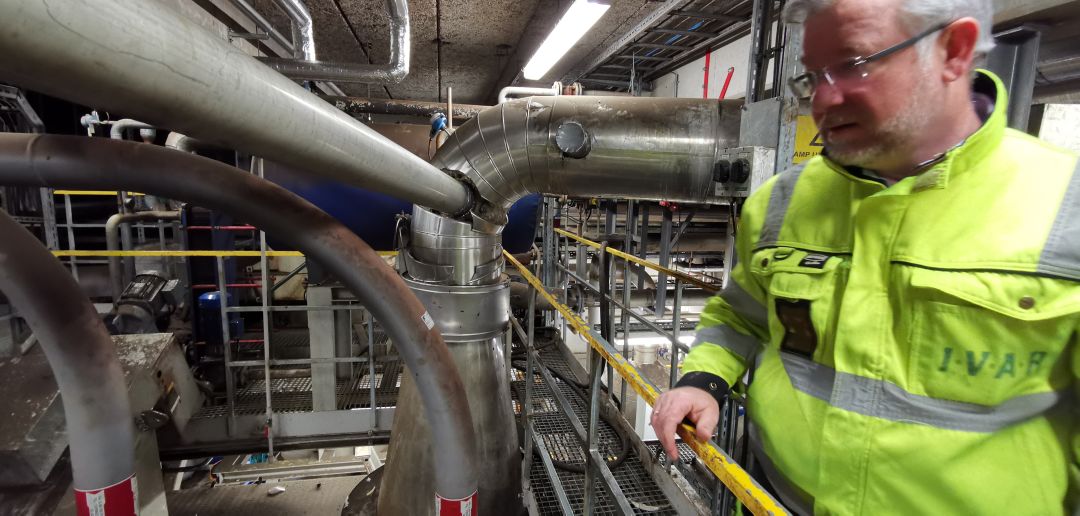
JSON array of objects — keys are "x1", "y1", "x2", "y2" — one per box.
[{"x1": 0, "y1": 0, "x2": 831, "y2": 515}]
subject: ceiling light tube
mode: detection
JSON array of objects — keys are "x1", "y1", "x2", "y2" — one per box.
[{"x1": 522, "y1": 0, "x2": 610, "y2": 81}]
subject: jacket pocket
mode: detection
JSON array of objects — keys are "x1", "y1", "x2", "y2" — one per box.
[
  {"x1": 752, "y1": 247, "x2": 849, "y2": 364},
  {"x1": 901, "y1": 265, "x2": 1077, "y2": 405}
]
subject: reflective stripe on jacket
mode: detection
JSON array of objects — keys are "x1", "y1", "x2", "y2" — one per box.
[{"x1": 682, "y1": 70, "x2": 1080, "y2": 515}]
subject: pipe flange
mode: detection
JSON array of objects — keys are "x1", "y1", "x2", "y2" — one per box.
[{"x1": 555, "y1": 121, "x2": 591, "y2": 159}]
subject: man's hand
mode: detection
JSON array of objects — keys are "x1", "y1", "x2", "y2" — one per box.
[{"x1": 650, "y1": 386, "x2": 721, "y2": 461}]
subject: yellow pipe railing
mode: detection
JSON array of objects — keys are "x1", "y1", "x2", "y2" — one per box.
[
  {"x1": 53, "y1": 190, "x2": 145, "y2": 196},
  {"x1": 554, "y1": 228, "x2": 720, "y2": 293},
  {"x1": 504, "y1": 250, "x2": 787, "y2": 516}
]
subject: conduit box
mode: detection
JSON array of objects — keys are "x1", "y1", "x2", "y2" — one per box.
[{"x1": 713, "y1": 146, "x2": 775, "y2": 198}]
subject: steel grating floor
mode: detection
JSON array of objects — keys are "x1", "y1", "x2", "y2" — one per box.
[
  {"x1": 194, "y1": 330, "x2": 401, "y2": 419},
  {"x1": 512, "y1": 335, "x2": 677, "y2": 515}
]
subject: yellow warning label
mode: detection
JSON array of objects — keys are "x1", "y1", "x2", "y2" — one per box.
[{"x1": 794, "y1": 115, "x2": 823, "y2": 164}]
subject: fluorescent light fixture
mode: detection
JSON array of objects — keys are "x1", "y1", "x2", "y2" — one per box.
[{"x1": 522, "y1": 0, "x2": 610, "y2": 80}]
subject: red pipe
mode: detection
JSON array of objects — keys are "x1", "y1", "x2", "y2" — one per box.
[
  {"x1": 185, "y1": 225, "x2": 257, "y2": 231},
  {"x1": 719, "y1": 66, "x2": 735, "y2": 100},
  {"x1": 192, "y1": 283, "x2": 261, "y2": 289}
]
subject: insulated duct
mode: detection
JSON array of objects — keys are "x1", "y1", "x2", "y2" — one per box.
[
  {"x1": 260, "y1": 0, "x2": 411, "y2": 84},
  {"x1": 0, "y1": 134, "x2": 479, "y2": 507},
  {"x1": 0, "y1": 0, "x2": 468, "y2": 216},
  {"x1": 0, "y1": 210, "x2": 137, "y2": 508},
  {"x1": 432, "y1": 96, "x2": 742, "y2": 228}
]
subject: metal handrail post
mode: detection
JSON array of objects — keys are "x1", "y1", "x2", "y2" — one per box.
[
  {"x1": 216, "y1": 255, "x2": 236, "y2": 436},
  {"x1": 367, "y1": 311, "x2": 378, "y2": 430},
  {"x1": 583, "y1": 342, "x2": 603, "y2": 515},
  {"x1": 522, "y1": 289, "x2": 537, "y2": 477},
  {"x1": 255, "y1": 157, "x2": 276, "y2": 461},
  {"x1": 620, "y1": 200, "x2": 633, "y2": 411},
  {"x1": 63, "y1": 194, "x2": 78, "y2": 280},
  {"x1": 670, "y1": 280, "x2": 684, "y2": 389}
]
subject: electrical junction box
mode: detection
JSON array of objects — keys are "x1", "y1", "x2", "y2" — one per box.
[{"x1": 712, "y1": 146, "x2": 776, "y2": 198}]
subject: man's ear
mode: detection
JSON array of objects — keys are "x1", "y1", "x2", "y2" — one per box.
[{"x1": 941, "y1": 17, "x2": 979, "y2": 82}]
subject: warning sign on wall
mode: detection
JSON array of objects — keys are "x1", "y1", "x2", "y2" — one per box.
[{"x1": 794, "y1": 115, "x2": 824, "y2": 164}]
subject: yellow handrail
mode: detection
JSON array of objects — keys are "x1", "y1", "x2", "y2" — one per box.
[
  {"x1": 53, "y1": 190, "x2": 146, "y2": 196},
  {"x1": 51, "y1": 250, "x2": 398, "y2": 257},
  {"x1": 554, "y1": 228, "x2": 720, "y2": 293},
  {"x1": 504, "y1": 250, "x2": 787, "y2": 516}
]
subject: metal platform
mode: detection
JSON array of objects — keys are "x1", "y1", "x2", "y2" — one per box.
[
  {"x1": 513, "y1": 333, "x2": 683, "y2": 515},
  {"x1": 193, "y1": 330, "x2": 401, "y2": 419},
  {"x1": 166, "y1": 476, "x2": 361, "y2": 515}
]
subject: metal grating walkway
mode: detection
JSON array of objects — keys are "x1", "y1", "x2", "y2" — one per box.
[
  {"x1": 513, "y1": 334, "x2": 677, "y2": 515},
  {"x1": 194, "y1": 330, "x2": 401, "y2": 419}
]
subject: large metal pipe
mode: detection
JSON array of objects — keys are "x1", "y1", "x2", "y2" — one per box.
[
  {"x1": 106, "y1": 211, "x2": 182, "y2": 302},
  {"x1": 0, "y1": 0, "x2": 469, "y2": 216},
  {"x1": 260, "y1": 0, "x2": 411, "y2": 84},
  {"x1": 0, "y1": 211, "x2": 137, "y2": 508},
  {"x1": 432, "y1": 96, "x2": 742, "y2": 228},
  {"x1": 0, "y1": 134, "x2": 479, "y2": 506}
]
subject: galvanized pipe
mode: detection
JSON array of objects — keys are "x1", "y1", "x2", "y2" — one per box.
[
  {"x1": 0, "y1": 0, "x2": 469, "y2": 216},
  {"x1": 230, "y1": 0, "x2": 296, "y2": 53},
  {"x1": 0, "y1": 134, "x2": 479, "y2": 504},
  {"x1": 497, "y1": 82, "x2": 562, "y2": 104},
  {"x1": 432, "y1": 96, "x2": 742, "y2": 228},
  {"x1": 106, "y1": 210, "x2": 182, "y2": 302},
  {"x1": 272, "y1": 0, "x2": 316, "y2": 60},
  {"x1": 260, "y1": 0, "x2": 410, "y2": 83},
  {"x1": 0, "y1": 210, "x2": 137, "y2": 503}
]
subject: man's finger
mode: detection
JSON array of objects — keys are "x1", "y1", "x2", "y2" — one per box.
[
  {"x1": 655, "y1": 401, "x2": 684, "y2": 461},
  {"x1": 694, "y1": 406, "x2": 719, "y2": 443}
]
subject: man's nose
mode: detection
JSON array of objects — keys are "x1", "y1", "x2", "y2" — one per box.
[{"x1": 812, "y1": 80, "x2": 844, "y2": 112}]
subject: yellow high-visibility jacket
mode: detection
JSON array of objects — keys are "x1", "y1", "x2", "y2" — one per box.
[{"x1": 681, "y1": 70, "x2": 1080, "y2": 515}]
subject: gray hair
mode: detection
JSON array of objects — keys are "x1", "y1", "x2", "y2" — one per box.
[{"x1": 783, "y1": 0, "x2": 995, "y2": 59}]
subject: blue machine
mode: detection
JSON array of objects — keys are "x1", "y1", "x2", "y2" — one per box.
[{"x1": 264, "y1": 161, "x2": 541, "y2": 253}]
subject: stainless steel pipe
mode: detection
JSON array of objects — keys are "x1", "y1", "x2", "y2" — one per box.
[
  {"x1": 0, "y1": 0, "x2": 468, "y2": 215},
  {"x1": 261, "y1": 0, "x2": 411, "y2": 83},
  {"x1": 105, "y1": 211, "x2": 181, "y2": 302},
  {"x1": 272, "y1": 0, "x2": 316, "y2": 61},
  {"x1": 0, "y1": 210, "x2": 136, "y2": 502},
  {"x1": 432, "y1": 96, "x2": 742, "y2": 228},
  {"x1": 0, "y1": 134, "x2": 479, "y2": 505}
]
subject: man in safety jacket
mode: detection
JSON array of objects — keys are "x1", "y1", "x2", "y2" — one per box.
[{"x1": 650, "y1": 0, "x2": 1080, "y2": 514}]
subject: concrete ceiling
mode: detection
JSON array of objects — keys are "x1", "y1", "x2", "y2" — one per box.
[
  {"x1": 249, "y1": 0, "x2": 713, "y2": 104},
  {"x1": 245, "y1": 0, "x2": 1080, "y2": 104}
]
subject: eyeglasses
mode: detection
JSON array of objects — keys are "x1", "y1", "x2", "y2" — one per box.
[{"x1": 788, "y1": 21, "x2": 951, "y2": 100}]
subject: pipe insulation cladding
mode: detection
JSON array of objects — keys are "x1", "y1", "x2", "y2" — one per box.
[
  {"x1": 0, "y1": 134, "x2": 480, "y2": 506},
  {"x1": 432, "y1": 96, "x2": 742, "y2": 229},
  {"x1": 0, "y1": 211, "x2": 137, "y2": 505},
  {"x1": 0, "y1": 0, "x2": 470, "y2": 216}
]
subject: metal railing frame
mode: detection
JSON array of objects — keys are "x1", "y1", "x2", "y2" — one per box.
[{"x1": 507, "y1": 230, "x2": 788, "y2": 515}]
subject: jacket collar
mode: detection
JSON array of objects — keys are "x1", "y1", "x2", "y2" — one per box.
[{"x1": 820, "y1": 69, "x2": 1008, "y2": 191}]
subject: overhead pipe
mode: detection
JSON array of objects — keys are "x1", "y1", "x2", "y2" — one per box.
[
  {"x1": 497, "y1": 81, "x2": 562, "y2": 104},
  {"x1": 106, "y1": 211, "x2": 182, "y2": 303},
  {"x1": 432, "y1": 96, "x2": 742, "y2": 228},
  {"x1": 229, "y1": 0, "x2": 297, "y2": 54},
  {"x1": 260, "y1": 0, "x2": 411, "y2": 84},
  {"x1": 271, "y1": 0, "x2": 316, "y2": 61},
  {"x1": 0, "y1": 210, "x2": 137, "y2": 513},
  {"x1": 0, "y1": 0, "x2": 470, "y2": 216},
  {"x1": 0, "y1": 134, "x2": 480, "y2": 508}
]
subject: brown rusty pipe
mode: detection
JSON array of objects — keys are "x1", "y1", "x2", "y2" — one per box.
[
  {"x1": 0, "y1": 134, "x2": 480, "y2": 505},
  {"x1": 0, "y1": 210, "x2": 136, "y2": 499}
]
